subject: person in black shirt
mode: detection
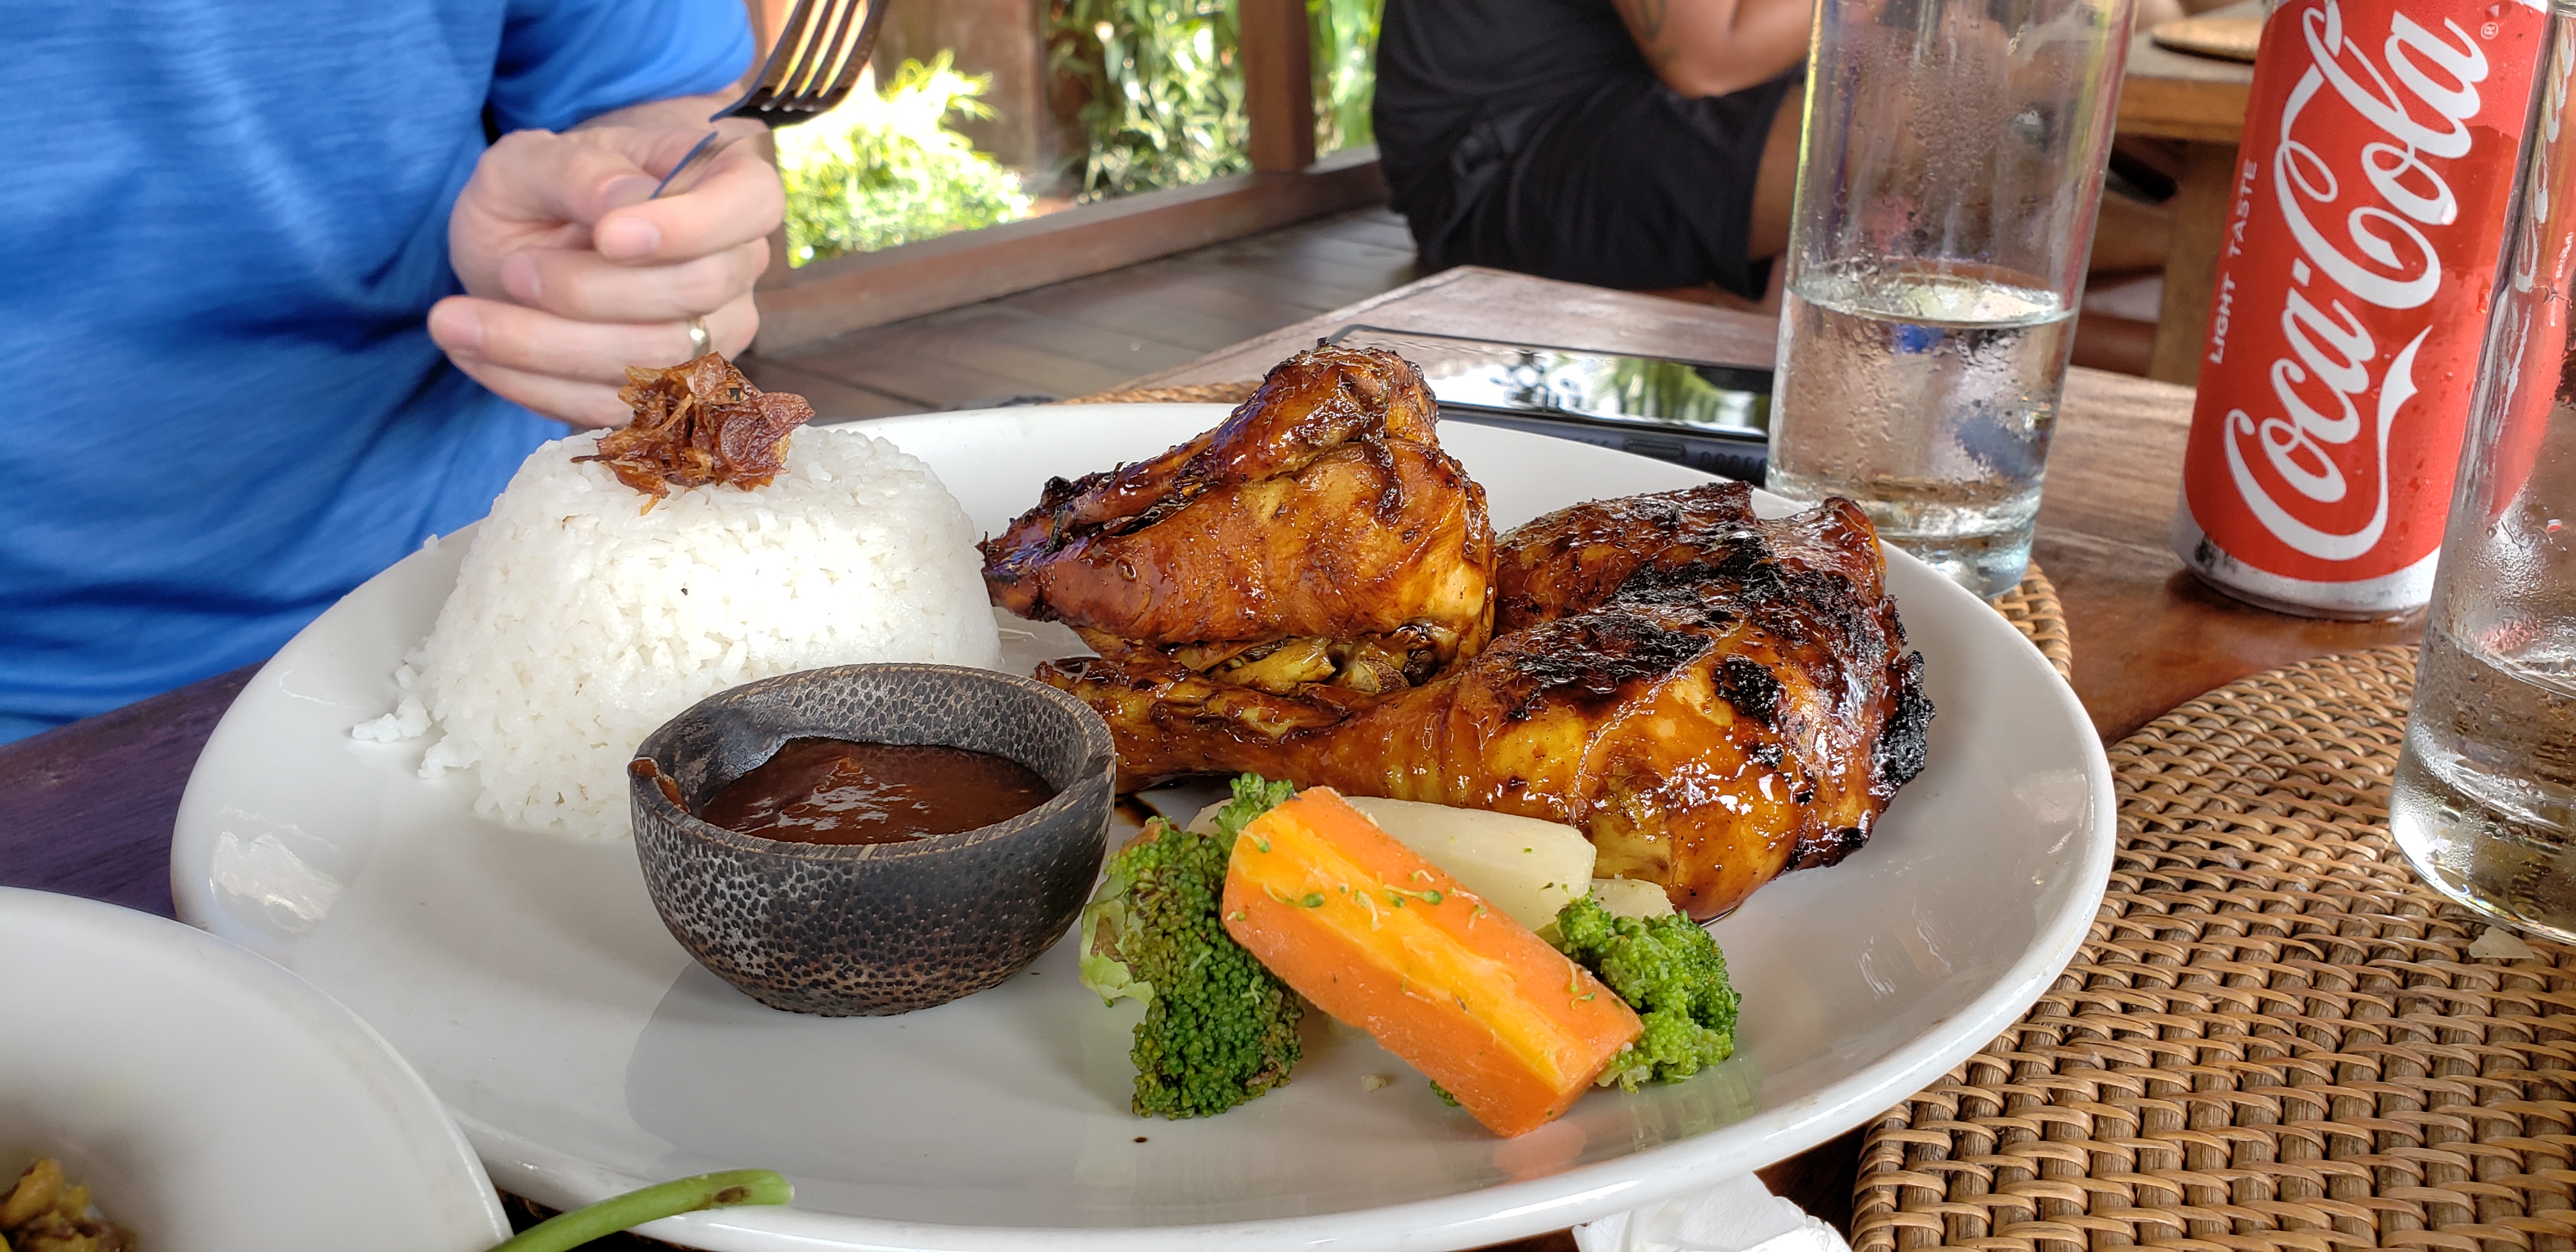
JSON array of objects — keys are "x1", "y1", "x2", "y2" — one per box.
[{"x1": 1372, "y1": 0, "x2": 1815, "y2": 299}]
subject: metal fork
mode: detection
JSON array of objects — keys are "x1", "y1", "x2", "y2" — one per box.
[{"x1": 650, "y1": 0, "x2": 892, "y2": 199}]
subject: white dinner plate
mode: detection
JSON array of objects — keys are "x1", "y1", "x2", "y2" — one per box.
[
  {"x1": 173, "y1": 406, "x2": 2113, "y2": 1251},
  {"x1": 0, "y1": 885, "x2": 509, "y2": 1252}
]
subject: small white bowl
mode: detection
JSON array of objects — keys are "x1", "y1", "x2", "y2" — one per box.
[{"x1": 0, "y1": 886, "x2": 507, "y2": 1252}]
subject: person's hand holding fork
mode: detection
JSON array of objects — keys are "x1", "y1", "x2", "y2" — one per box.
[{"x1": 429, "y1": 94, "x2": 783, "y2": 429}]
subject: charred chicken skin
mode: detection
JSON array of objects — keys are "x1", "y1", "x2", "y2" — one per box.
[
  {"x1": 981, "y1": 346, "x2": 1494, "y2": 689},
  {"x1": 1030, "y1": 482, "x2": 1933, "y2": 919}
]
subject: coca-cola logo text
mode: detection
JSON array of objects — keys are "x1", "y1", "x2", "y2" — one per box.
[{"x1": 2222, "y1": 0, "x2": 2487, "y2": 561}]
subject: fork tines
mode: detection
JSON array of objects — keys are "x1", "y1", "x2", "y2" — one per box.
[{"x1": 736, "y1": 0, "x2": 888, "y2": 126}]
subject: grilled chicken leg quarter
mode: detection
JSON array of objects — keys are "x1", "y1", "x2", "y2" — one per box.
[{"x1": 1028, "y1": 482, "x2": 1931, "y2": 919}]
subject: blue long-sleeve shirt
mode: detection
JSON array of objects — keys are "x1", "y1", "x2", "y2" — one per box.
[{"x1": 0, "y1": 0, "x2": 754, "y2": 741}]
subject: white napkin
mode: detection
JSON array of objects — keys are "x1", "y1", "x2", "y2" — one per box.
[{"x1": 1572, "y1": 1172, "x2": 1852, "y2": 1252}]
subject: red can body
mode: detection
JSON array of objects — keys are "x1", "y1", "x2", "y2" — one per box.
[{"x1": 2174, "y1": 0, "x2": 2549, "y2": 617}]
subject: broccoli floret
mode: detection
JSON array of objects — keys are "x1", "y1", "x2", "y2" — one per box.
[
  {"x1": 1077, "y1": 774, "x2": 1303, "y2": 1118},
  {"x1": 1551, "y1": 895, "x2": 1740, "y2": 1090}
]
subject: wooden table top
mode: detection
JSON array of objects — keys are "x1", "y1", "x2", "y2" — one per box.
[{"x1": 0, "y1": 264, "x2": 2423, "y2": 1249}]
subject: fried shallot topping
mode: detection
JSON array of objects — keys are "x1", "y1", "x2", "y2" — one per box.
[{"x1": 578, "y1": 353, "x2": 814, "y2": 498}]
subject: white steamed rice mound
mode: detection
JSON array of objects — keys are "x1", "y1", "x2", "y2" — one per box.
[{"x1": 354, "y1": 427, "x2": 1001, "y2": 840}]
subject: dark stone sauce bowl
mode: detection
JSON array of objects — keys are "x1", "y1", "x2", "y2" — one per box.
[{"x1": 629, "y1": 663, "x2": 1114, "y2": 1016}]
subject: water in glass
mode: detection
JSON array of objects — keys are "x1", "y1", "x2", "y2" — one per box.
[
  {"x1": 2392, "y1": 615, "x2": 2576, "y2": 940},
  {"x1": 1768, "y1": 260, "x2": 2075, "y2": 598}
]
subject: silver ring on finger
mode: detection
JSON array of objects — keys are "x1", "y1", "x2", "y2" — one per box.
[{"x1": 687, "y1": 316, "x2": 712, "y2": 358}]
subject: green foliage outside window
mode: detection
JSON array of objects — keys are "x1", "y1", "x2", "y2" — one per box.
[
  {"x1": 1049, "y1": 0, "x2": 1249, "y2": 197},
  {"x1": 776, "y1": 53, "x2": 1035, "y2": 267},
  {"x1": 1050, "y1": 0, "x2": 1384, "y2": 199},
  {"x1": 1310, "y1": 0, "x2": 1380, "y2": 154}
]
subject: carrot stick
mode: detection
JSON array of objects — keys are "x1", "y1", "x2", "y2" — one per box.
[{"x1": 1221, "y1": 788, "x2": 1640, "y2": 1136}]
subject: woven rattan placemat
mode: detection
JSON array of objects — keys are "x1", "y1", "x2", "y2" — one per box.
[
  {"x1": 1055, "y1": 383, "x2": 2073, "y2": 676},
  {"x1": 2150, "y1": 13, "x2": 2263, "y2": 61},
  {"x1": 1059, "y1": 381, "x2": 1260, "y2": 406},
  {"x1": 1848, "y1": 643, "x2": 2576, "y2": 1252},
  {"x1": 1995, "y1": 570, "x2": 2073, "y2": 680}
]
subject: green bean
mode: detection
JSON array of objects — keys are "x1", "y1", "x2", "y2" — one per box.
[{"x1": 489, "y1": 1170, "x2": 791, "y2": 1252}]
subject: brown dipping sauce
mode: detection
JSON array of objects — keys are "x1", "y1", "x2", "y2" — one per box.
[{"x1": 694, "y1": 738, "x2": 1055, "y2": 844}]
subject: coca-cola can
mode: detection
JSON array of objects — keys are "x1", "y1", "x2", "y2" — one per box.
[{"x1": 2173, "y1": 0, "x2": 2549, "y2": 618}]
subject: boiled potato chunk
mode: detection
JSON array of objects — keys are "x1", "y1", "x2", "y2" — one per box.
[{"x1": 1333, "y1": 796, "x2": 1595, "y2": 931}]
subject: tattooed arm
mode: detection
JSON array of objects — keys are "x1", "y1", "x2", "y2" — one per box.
[{"x1": 1609, "y1": 0, "x2": 1812, "y2": 97}]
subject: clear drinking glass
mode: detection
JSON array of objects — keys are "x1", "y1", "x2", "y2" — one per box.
[
  {"x1": 1767, "y1": 0, "x2": 2135, "y2": 597},
  {"x1": 2390, "y1": 10, "x2": 2576, "y2": 940}
]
